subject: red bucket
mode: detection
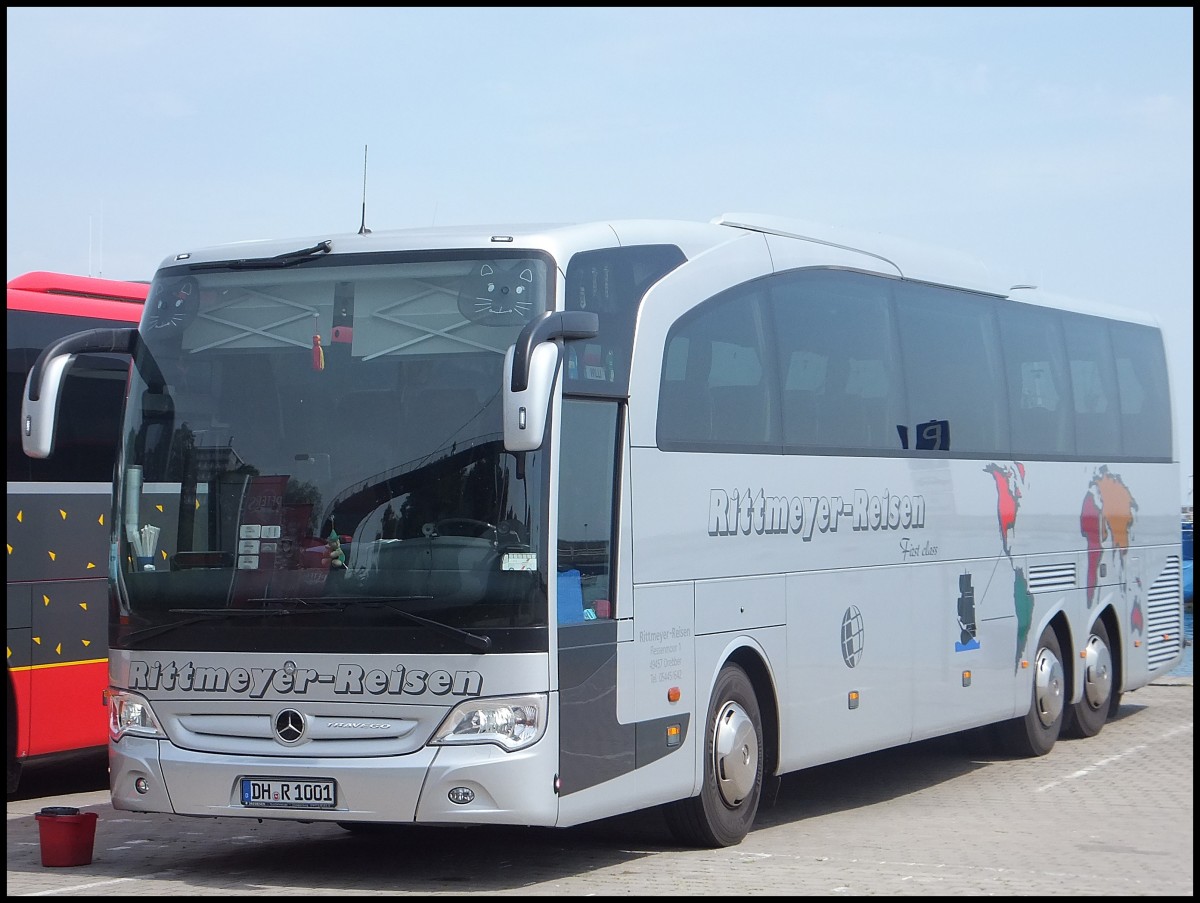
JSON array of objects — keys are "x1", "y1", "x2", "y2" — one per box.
[{"x1": 35, "y1": 807, "x2": 98, "y2": 867}]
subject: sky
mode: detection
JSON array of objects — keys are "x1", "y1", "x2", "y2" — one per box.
[{"x1": 6, "y1": 7, "x2": 1194, "y2": 504}]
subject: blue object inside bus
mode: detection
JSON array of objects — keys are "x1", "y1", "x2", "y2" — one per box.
[{"x1": 557, "y1": 569, "x2": 587, "y2": 624}]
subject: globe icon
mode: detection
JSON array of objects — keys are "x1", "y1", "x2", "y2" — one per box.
[{"x1": 841, "y1": 605, "x2": 865, "y2": 668}]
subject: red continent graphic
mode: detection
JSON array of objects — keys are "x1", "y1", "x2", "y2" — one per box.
[
  {"x1": 984, "y1": 463, "x2": 1021, "y2": 557},
  {"x1": 1080, "y1": 490, "x2": 1103, "y2": 605}
]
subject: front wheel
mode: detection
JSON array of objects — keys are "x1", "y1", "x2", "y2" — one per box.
[
  {"x1": 663, "y1": 663, "x2": 763, "y2": 848},
  {"x1": 1062, "y1": 618, "x2": 1114, "y2": 739},
  {"x1": 996, "y1": 625, "x2": 1065, "y2": 757}
]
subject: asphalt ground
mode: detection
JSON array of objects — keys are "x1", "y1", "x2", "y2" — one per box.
[{"x1": 7, "y1": 675, "x2": 1192, "y2": 897}]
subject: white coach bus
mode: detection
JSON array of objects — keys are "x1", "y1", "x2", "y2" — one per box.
[{"x1": 22, "y1": 214, "x2": 1185, "y2": 847}]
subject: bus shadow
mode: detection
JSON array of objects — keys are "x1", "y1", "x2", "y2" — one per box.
[
  {"x1": 758, "y1": 733, "x2": 989, "y2": 825},
  {"x1": 757, "y1": 697, "x2": 1155, "y2": 827}
]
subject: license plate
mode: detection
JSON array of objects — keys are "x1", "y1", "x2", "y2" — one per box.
[{"x1": 240, "y1": 777, "x2": 337, "y2": 809}]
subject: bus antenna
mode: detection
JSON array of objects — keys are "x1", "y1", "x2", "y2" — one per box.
[{"x1": 358, "y1": 145, "x2": 371, "y2": 235}]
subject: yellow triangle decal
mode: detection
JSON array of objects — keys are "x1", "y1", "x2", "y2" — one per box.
[
  {"x1": 43, "y1": 594, "x2": 51, "y2": 606},
  {"x1": 48, "y1": 550, "x2": 57, "y2": 561},
  {"x1": 86, "y1": 562, "x2": 97, "y2": 569},
  {"x1": 82, "y1": 639, "x2": 92, "y2": 647},
  {"x1": 60, "y1": 509, "x2": 68, "y2": 520}
]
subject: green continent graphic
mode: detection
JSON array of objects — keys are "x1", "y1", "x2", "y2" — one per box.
[
  {"x1": 1012, "y1": 566, "x2": 1033, "y2": 669},
  {"x1": 984, "y1": 462, "x2": 1033, "y2": 667}
]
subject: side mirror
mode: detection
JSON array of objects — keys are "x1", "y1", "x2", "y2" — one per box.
[
  {"x1": 503, "y1": 342, "x2": 559, "y2": 452},
  {"x1": 22, "y1": 327, "x2": 138, "y2": 458},
  {"x1": 502, "y1": 311, "x2": 599, "y2": 452}
]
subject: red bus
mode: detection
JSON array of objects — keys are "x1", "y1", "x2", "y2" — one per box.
[{"x1": 6, "y1": 271, "x2": 147, "y2": 793}]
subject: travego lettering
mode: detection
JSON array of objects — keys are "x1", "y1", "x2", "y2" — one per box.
[{"x1": 708, "y1": 487, "x2": 926, "y2": 540}]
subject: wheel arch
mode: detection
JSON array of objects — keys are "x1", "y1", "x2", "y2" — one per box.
[
  {"x1": 1047, "y1": 610, "x2": 1075, "y2": 700},
  {"x1": 724, "y1": 643, "x2": 780, "y2": 783},
  {"x1": 1094, "y1": 604, "x2": 1124, "y2": 698}
]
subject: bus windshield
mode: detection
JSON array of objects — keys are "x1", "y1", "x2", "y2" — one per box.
[{"x1": 114, "y1": 253, "x2": 551, "y2": 653}]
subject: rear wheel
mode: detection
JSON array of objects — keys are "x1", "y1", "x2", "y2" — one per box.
[
  {"x1": 996, "y1": 625, "x2": 1065, "y2": 757},
  {"x1": 1063, "y1": 618, "x2": 1114, "y2": 739},
  {"x1": 663, "y1": 663, "x2": 763, "y2": 848}
]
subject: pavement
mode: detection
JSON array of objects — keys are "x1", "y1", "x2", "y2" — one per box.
[{"x1": 7, "y1": 675, "x2": 1193, "y2": 896}]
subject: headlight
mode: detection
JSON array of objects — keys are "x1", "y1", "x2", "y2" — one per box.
[
  {"x1": 108, "y1": 689, "x2": 165, "y2": 741},
  {"x1": 430, "y1": 694, "x2": 547, "y2": 751}
]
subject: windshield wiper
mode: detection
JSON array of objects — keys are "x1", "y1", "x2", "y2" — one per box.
[
  {"x1": 123, "y1": 604, "x2": 343, "y2": 645},
  {"x1": 189, "y1": 240, "x2": 332, "y2": 271},
  {"x1": 317, "y1": 596, "x2": 493, "y2": 652}
]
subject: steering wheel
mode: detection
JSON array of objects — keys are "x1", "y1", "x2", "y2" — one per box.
[{"x1": 432, "y1": 518, "x2": 496, "y2": 539}]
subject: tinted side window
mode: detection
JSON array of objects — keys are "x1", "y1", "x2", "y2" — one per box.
[
  {"x1": 1110, "y1": 321, "x2": 1171, "y2": 459},
  {"x1": 652, "y1": 270, "x2": 1169, "y2": 464},
  {"x1": 557, "y1": 399, "x2": 618, "y2": 622},
  {"x1": 657, "y1": 282, "x2": 780, "y2": 452},
  {"x1": 769, "y1": 270, "x2": 903, "y2": 451},
  {"x1": 564, "y1": 245, "x2": 686, "y2": 398},
  {"x1": 996, "y1": 302, "x2": 1074, "y2": 456},
  {"x1": 894, "y1": 283, "x2": 1007, "y2": 455},
  {"x1": 1062, "y1": 312, "x2": 1121, "y2": 458}
]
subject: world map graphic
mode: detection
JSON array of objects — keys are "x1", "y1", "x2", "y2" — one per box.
[
  {"x1": 1080, "y1": 466, "x2": 1143, "y2": 634},
  {"x1": 984, "y1": 462, "x2": 1143, "y2": 671}
]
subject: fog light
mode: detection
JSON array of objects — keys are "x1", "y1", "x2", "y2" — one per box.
[
  {"x1": 134, "y1": 777, "x2": 149, "y2": 794},
  {"x1": 448, "y1": 786, "x2": 475, "y2": 805}
]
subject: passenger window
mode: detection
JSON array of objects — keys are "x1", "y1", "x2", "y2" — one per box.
[
  {"x1": 657, "y1": 284, "x2": 779, "y2": 451},
  {"x1": 1063, "y1": 313, "x2": 1121, "y2": 458},
  {"x1": 770, "y1": 270, "x2": 901, "y2": 452},
  {"x1": 1111, "y1": 321, "x2": 1171, "y2": 458},
  {"x1": 997, "y1": 302, "x2": 1073, "y2": 456},
  {"x1": 895, "y1": 282, "x2": 1006, "y2": 455}
]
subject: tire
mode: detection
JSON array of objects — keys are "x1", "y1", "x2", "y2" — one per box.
[
  {"x1": 995, "y1": 625, "x2": 1065, "y2": 757},
  {"x1": 1062, "y1": 618, "x2": 1114, "y2": 739},
  {"x1": 1108, "y1": 690, "x2": 1124, "y2": 719},
  {"x1": 663, "y1": 663, "x2": 763, "y2": 848}
]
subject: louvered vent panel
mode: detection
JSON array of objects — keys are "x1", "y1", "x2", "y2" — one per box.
[
  {"x1": 1027, "y1": 562, "x2": 1076, "y2": 594},
  {"x1": 1146, "y1": 555, "x2": 1183, "y2": 670}
]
